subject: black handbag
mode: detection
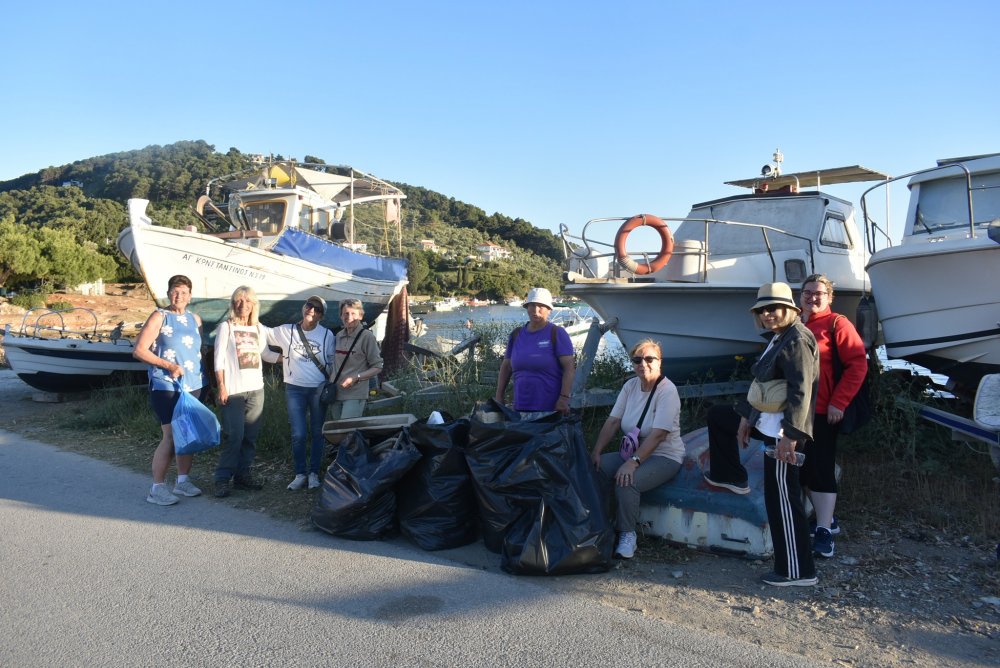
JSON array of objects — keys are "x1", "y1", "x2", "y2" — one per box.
[{"x1": 829, "y1": 316, "x2": 873, "y2": 434}]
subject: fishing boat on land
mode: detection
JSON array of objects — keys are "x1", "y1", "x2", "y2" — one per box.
[
  {"x1": 561, "y1": 154, "x2": 888, "y2": 382},
  {"x1": 117, "y1": 160, "x2": 409, "y2": 334},
  {"x1": 862, "y1": 153, "x2": 1000, "y2": 391},
  {"x1": 1, "y1": 308, "x2": 146, "y2": 392}
]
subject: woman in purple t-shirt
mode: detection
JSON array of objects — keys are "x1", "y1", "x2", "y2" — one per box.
[{"x1": 494, "y1": 287, "x2": 575, "y2": 415}]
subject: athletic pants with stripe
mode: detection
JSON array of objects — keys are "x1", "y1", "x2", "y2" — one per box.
[{"x1": 764, "y1": 449, "x2": 816, "y2": 580}]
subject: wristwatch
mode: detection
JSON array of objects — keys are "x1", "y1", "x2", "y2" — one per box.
[{"x1": 630, "y1": 455, "x2": 641, "y2": 466}]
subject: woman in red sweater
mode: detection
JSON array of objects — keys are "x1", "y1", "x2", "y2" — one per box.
[{"x1": 799, "y1": 274, "x2": 868, "y2": 558}]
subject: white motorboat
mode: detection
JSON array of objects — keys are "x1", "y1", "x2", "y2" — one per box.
[
  {"x1": 431, "y1": 296, "x2": 464, "y2": 312},
  {"x1": 1, "y1": 308, "x2": 146, "y2": 393},
  {"x1": 561, "y1": 156, "x2": 888, "y2": 381},
  {"x1": 117, "y1": 160, "x2": 409, "y2": 334},
  {"x1": 862, "y1": 153, "x2": 1000, "y2": 390}
]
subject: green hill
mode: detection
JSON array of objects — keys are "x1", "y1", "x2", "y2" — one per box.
[{"x1": 0, "y1": 140, "x2": 564, "y2": 299}]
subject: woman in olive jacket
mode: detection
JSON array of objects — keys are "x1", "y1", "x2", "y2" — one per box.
[{"x1": 704, "y1": 282, "x2": 819, "y2": 587}]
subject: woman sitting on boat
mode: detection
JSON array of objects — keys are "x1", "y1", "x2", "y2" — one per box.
[
  {"x1": 267, "y1": 296, "x2": 334, "y2": 491},
  {"x1": 328, "y1": 298, "x2": 382, "y2": 421},
  {"x1": 589, "y1": 339, "x2": 685, "y2": 559},
  {"x1": 798, "y1": 274, "x2": 868, "y2": 559},
  {"x1": 133, "y1": 274, "x2": 206, "y2": 506},
  {"x1": 703, "y1": 282, "x2": 819, "y2": 587},
  {"x1": 494, "y1": 287, "x2": 575, "y2": 417},
  {"x1": 211, "y1": 286, "x2": 278, "y2": 498}
]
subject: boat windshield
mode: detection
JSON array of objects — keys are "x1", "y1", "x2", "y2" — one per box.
[
  {"x1": 678, "y1": 197, "x2": 830, "y2": 255},
  {"x1": 912, "y1": 173, "x2": 1000, "y2": 234},
  {"x1": 242, "y1": 201, "x2": 286, "y2": 236}
]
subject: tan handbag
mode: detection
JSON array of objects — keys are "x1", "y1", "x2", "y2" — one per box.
[{"x1": 747, "y1": 378, "x2": 787, "y2": 413}]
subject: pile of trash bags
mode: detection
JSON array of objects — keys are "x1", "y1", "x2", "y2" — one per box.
[{"x1": 311, "y1": 400, "x2": 613, "y2": 575}]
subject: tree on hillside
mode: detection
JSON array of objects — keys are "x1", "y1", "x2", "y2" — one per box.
[{"x1": 0, "y1": 216, "x2": 44, "y2": 287}]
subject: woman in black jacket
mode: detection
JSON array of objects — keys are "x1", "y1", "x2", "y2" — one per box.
[{"x1": 704, "y1": 282, "x2": 820, "y2": 586}]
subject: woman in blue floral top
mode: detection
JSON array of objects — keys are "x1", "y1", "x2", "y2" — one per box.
[{"x1": 133, "y1": 275, "x2": 205, "y2": 506}]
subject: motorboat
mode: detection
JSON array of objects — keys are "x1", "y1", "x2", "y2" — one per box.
[
  {"x1": 1, "y1": 308, "x2": 146, "y2": 392},
  {"x1": 430, "y1": 296, "x2": 464, "y2": 312},
  {"x1": 561, "y1": 155, "x2": 888, "y2": 382},
  {"x1": 862, "y1": 153, "x2": 1000, "y2": 391},
  {"x1": 117, "y1": 159, "x2": 409, "y2": 334}
]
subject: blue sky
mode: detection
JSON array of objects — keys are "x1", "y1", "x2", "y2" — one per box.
[{"x1": 3, "y1": 1, "x2": 998, "y2": 241}]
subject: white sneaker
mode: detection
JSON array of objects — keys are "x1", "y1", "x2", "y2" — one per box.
[
  {"x1": 287, "y1": 474, "x2": 307, "y2": 491},
  {"x1": 146, "y1": 485, "x2": 179, "y2": 506},
  {"x1": 615, "y1": 531, "x2": 637, "y2": 559},
  {"x1": 308, "y1": 472, "x2": 321, "y2": 489},
  {"x1": 172, "y1": 480, "x2": 202, "y2": 497}
]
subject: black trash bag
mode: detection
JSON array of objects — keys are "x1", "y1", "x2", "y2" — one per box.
[
  {"x1": 311, "y1": 429, "x2": 422, "y2": 540},
  {"x1": 466, "y1": 400, "x2": 614, "y2": 575},
  {"x1": 396, "y1": 417, "x2": 479, "y2": 551}
]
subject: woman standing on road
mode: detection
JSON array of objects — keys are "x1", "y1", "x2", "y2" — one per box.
[
  {"x1": 267, "y1": 295, "x2": 334, "y2": 491},
  {"x1": 133, "y1": 274, "x2": 205, "y2": 506},
  {"x1": 212, "y1": 286, "x2": 278, "y2": 498},
  {"x1": 494, "y1": 287, "x2": 575, "y2": 417},
  {"x1": 798, "y1": 274, "x2": 867, "y2": 558},
  {"x1": 703, "y1": 282, "x2": 819, "y2": 586}
]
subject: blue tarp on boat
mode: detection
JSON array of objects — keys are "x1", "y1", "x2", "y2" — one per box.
[{"x1": 272, "y1": 228, "x2": 408, "y2": 282}]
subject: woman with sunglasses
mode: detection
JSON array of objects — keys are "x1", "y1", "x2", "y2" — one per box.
[
  {"x1": 799, "y1": 274, "x2": 868, "y2": 558},
  {"x1": 590, "y1": 339, "x2": 685, "y2": 559},
  {"x1": 267, "y1": 295, "x2": 334, "y2": 491},
  {"x1": 704, "y1": 282, "x2": 819, "y2": 586}
]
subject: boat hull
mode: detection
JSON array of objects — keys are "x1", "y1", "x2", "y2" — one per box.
[
  {"x1": 866, "y1": 236, "x2": 1000, "y2": 388},
  {"x1": 1, "y1": 335, "x2": 147, "y2": 393},
  {"x1": 118, "y1": 211, "x2": 407, "y2": 334},
  {"x1": 565, "y1": 282, "x2": 862, "y2": 382}
]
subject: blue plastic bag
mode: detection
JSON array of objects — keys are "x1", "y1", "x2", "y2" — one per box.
[{"x1": 171, "y1": 381, "x2": 221, "y2": 455}]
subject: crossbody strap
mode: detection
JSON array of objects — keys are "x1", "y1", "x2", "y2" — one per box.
[
  {"x1": 330, "y1": 326, "x2": 365, "y2": 385},
  {"x1": 636, "y1": 375, "x2": 665, "y2": 430},
  {"x1": 296, "y1": 324, "x2": 328, "y2": 375}
]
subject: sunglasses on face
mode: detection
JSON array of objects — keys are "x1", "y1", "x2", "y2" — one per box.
[
  {"x1": 631, "y1": 356, "x2": 659, "y2": 365},
  {"x1": 801, "y1": 290, "x2": 829, "y2": 299},
  {"x1": 304, "y1": 304, "x2": 323, "y2": 313},
  {"x1": 754, "y1": 304, "x2": 782, "y2": 315}
]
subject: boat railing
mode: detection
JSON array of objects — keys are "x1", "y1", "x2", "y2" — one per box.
[
  {"x1": 560, "y1": 217, "x2": 816, "y2": 282},
  {"x1": 14, "y1": 307, "x2": 131, "y2": 344},
  {"x1": 860, "y1": 163, "x2": 975, "y2": 254}
]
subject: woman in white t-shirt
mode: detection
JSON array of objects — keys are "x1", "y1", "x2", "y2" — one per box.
[
  {"x1": 590, "y1": 339, "x2": 684, "y2": 560},
  {"x1": 212, "y1": 286, "x2": 277, "y2": 498}
]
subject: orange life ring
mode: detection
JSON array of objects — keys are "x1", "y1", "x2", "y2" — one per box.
[{"x1": 614, "y1": 214, "x2": 674, "y2": 275}]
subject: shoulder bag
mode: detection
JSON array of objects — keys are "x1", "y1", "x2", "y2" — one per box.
[
  {"x1": 619, "y1": 376, "x2": 665, "y2": 460},
  {"x1": 830, "y1": 315, "x2": 872, "y2": 434}
]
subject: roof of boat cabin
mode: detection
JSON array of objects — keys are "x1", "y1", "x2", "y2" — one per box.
[
  {"x1": 725, "y1": 165, "x2": 889, "y2": 190},
  {"x1": 689, "y1": 188, "x2": 853, "y2": 211},
  {"x1": 936, "y1": 152, "x2": 1000, "y2": 166}
]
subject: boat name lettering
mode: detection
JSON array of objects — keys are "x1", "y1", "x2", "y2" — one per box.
[{"x1": 183, "y1": 254, "x2": 266, "y2": 281}]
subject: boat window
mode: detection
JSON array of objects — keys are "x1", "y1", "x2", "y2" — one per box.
[
  {"x1": 300, "y1": 205, "x2": 314, "y2": 232},
  {"x1": 242, "y1": 201, "x2": 286, "y2": 236},
  {"x1": 912, "y1": 173, "x2": 1000, "y2": 234},
  {"x1": 819, "y1": 214, "x2": 851, "y2": 249},
  {"x1": 316, "y1": 209, "x2": 331, "y2": 235}
]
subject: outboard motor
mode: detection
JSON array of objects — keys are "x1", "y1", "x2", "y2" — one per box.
[{"x1": 855, "y1": 295, "x2": 879, "y2": 350}]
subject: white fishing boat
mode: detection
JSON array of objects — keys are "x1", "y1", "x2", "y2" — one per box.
[
  {"x1": 560, "y1": 154, "x2": 888, "y2": 381},
  {"x1": 1, "y1": 308, "x2": 146, "y2": 392},
  {"x1": 431, "y1": 296, "x2": 464, "y2": 312},
  {"x1": 862, "y1": 153, "x2": 1000, "y2": 391},
  {"x1": 117, "y1": 160, "x2": 409, "y2": 333}
]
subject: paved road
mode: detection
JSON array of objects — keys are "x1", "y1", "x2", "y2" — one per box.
[{"x1": 0, "y1": 422, "x2": 821, "y2": 667}]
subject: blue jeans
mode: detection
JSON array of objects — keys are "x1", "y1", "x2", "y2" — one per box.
[
  {"x1": 214, "y1": 389, "x2": 264, "y2": 482},
  {"x1": 285, "y1": 384, "x2": 325, "y2": 475}
]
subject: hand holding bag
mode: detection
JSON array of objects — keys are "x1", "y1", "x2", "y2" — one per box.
[
  {"x1": 171, "y1": 380, "x2": 221, "y2": 455},
  {"x1": 619, "y1": 376, "x2": 664, "y2": 460}
]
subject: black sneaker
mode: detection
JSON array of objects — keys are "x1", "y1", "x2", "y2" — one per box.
[
  {"x1": 703, "y1": 473, "x2": 750, "y2": 495},
  {"x1": 214, "y1": 480, "x2": 231, "y2": 498},
  {"x1": 760, "y1": 571, "x2": 818, "y2": 587},
  {"x1": 809, "y1": 516, "x2": 840, "y2": 537},
  {"x1": 813, "y1": 527, "x2": 835, "y2": 558},
  {"x1": 233, "y1": 475, "x2": 264, "y2": 490}
]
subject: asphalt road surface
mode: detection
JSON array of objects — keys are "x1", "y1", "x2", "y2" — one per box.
[{"x1": 0, "y1": 419, "x2": 822, "y2": 667}]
